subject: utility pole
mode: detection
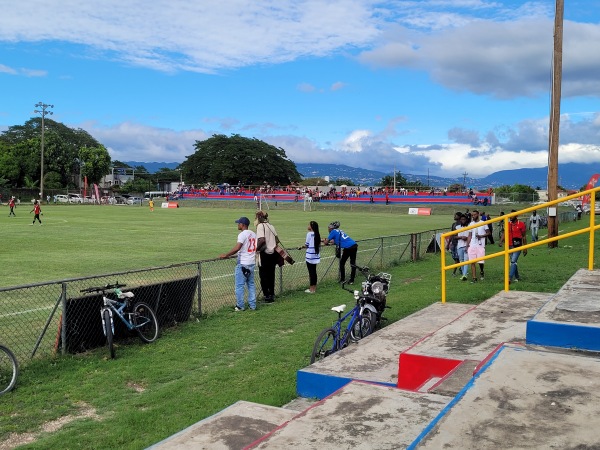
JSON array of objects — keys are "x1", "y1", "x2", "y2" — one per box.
[
  {"x1": 547, "y1": 0, "x2": 564, "y2": 248},
  {"x1": 34, "y1": 102, "x2": 54, "y2": 201},
  {"x1": 463, "y1": 172, "x2": 468, "y2": 192}
]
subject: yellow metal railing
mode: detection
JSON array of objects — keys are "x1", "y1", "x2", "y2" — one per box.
[{"x1": 440, "y1": 186, "x2": 600, "y2": 303}]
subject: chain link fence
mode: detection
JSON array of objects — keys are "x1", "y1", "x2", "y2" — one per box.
[{"x1": 0, "y1": 227, "x2": 450, "y2": 367}]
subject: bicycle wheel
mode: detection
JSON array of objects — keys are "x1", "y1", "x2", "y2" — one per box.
[
  {"x1": 103, "y1": 309, "x2": 115, "y2": 359},
  {"x1": 132, "y1": 302, "x2": 159, "y2": 343},
  {"x1": 0, "y1": 345, "x2": 18, "y2": 395},
  {"x1": 350, "y1": 315, "x2": 372, "y2": 341},
  {"x1": 310, "y1": 328, "x2": 337, "y2": 364}
]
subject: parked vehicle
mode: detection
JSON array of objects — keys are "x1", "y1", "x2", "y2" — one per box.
[
  {"x1": 68, "y1": 194, "x2": 84, "y2": 204},
  {"x1": 351, "y1": 265, "x2": 392, "y2": 333},
  {"x1": 126, "y1": 197, "x2": 142, "y2": 205},
  {"x1": 55, "y1": 194, "x2": 69, "y2": 203}
]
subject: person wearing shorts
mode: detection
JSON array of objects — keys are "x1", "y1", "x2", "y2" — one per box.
[{"x1": 467, "y1": 210, "x2": 490, "y2": 283}]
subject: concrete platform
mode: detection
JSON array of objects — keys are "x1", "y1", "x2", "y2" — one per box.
[
  {"x1": 297, "y1": 302, "x2": 474, "y2": 399},
  {"x1": 248, "y1": 381, "x2": 451, "y2": 450},
  {"x1": 399, "y1": 290, "x2": 551, "y2": 392},
  {"x1": 527, "y1": 269, "x2": 600, "y2": 351},
  {"x1": 148, "y1": 401, "x2": 297, "y2": 450},
  {"x1": 417, "y1": 345, "x2": 600, "y2": 449}
]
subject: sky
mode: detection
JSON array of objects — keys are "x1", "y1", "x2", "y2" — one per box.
[{"x1": 0, "y1": 0, "x2": 599, "y2": 180}]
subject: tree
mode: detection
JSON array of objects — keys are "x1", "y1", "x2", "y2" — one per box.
[
  {"x1": 181, "y1": 134, "x2": 301, "y2": 185},
  {"x1": 495, "y1": 184, "x2": 539, "y2": 202},
  {"x1": 299, "y1": 177, "x2": 327, "y2": 186},
  {"x1": 0, "y1": 118, "x2": 104, "y2": 188},
  {"x1": 334, "y1": 178, "x2": 355, "y2": 186},
  {"x1": 80, "y1": 145, "x2": 111, "y2": 185},
  {"x1": 379, "y1": 171, "x2": 407, "y2": 187}
]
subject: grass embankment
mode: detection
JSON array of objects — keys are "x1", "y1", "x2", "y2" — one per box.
[{"x1": 0, "y1": 204, "x2": 594, "y2": 449}]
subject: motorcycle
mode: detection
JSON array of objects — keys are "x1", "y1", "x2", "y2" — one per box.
[{"x1": 351, "y1": 265, "x2": 392, "y2": 332}]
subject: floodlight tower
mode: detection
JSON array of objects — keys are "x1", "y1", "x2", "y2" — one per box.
[{"x1": 34, "y1": 102, "x2": 54, "y2": 201}]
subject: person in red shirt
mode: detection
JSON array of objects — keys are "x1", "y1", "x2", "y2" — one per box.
[
  {"x1": 30, "y1": 200, "x2": 42, "y2": 225},
  {"x1": 8, "y1": 197, "x2": 16, "y2": 217},
  {"x1": 508, "y1": 210, "x2": 527, "y2": 283}
]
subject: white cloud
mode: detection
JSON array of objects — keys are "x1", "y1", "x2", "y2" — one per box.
[
  {"x1": 78, "y1": 121, "x2": 207, "y2": 162},
  {"x1": 358, "y1": 19, "x2": 600, "y2": 99},
  {"x1": 0, "y1": 1, "x2": 381, "y2": 73}
]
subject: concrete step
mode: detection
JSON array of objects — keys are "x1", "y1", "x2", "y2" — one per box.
[
  {"x1": 396, "y1": 290, "x2": 551, "y2": 393},
  {"x1": 247, "y1": 381, "x2": 451, "y2": 450},
  {"x1": 297, "y1": 302, "x2": 475, "y2": 399},
  {"x1": 148, "y1": 401, "x2": 297, "y2": 450},
  {"x1": 416, "y1": 345, "x2": 600, "y2": 449},
  {"x1": 527, "y1": 268, "x2": 600, "y2": 351}
]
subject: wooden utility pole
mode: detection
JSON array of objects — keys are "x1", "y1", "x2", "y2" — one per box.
[{"x1": 547, "y1": 0, "x2": 564, "y2": 248}]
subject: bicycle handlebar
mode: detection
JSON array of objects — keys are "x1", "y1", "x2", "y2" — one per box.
[{"x1": 81, "y1": 282, "x2": 127, "y2": 293}]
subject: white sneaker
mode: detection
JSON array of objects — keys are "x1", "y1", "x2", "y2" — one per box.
[{"x1": 304, "y1": 289, "x2": 315, "y2": 294}]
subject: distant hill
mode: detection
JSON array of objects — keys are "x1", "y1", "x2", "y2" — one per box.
[{"x1": 124, "y1": 161, "x2": 595, "y2": 189}]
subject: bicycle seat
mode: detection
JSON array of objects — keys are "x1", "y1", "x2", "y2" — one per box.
[
  {"x1": 118, "y1": 291, "x2": 135, "y2": 299},
  {"x1": 331, "y1": 304, "x2": 346, "y2": 313}
]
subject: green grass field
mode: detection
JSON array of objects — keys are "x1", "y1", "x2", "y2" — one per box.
[
  {"x1": 2, "y1": 201, "x2": 459, "y2": 287},
  {"x1": 1, "y1": 201, "x2": 597, "y2": 449}
]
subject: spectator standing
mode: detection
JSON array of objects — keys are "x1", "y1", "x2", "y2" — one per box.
[
  {"x1": 299, "y1": 221, "x2": 321, "y2": 294},
  {"x1": 467, "y1": 210, "x2": 490, "y2": 282},
  {"x1": 508, "y1": 211, "x2": 528, "y2": 283},
  {"x1": 255, "y1": 210, "x2": 278, "y2": 303},
  {"x1": 529, "y1": 210, "x2": 540, "y2": 242},
  {"x1": 219, "y1": 217, "x2": 257, "y2": 311},
  {"x1": 149, "y1": 198, "x2": 154, "y2": 212},
  {"x1": 481, "y1": 211, "x2": 495, "y2": 245},
  {"x1": 30, "y1": 200, "x2": 42, "y2": 225},
  {"x1": 446, "y1": 212, "x2": 462, "y2": 276},
  {"x1": 325, "y1": 221, "x2": 358, "y2": 284},
  {"x1": 8, "y1": 196, "x2": 16, "y2": 217},
  {"x1": 456, "y1": 214, "x2": 470, "y2": 281},
  {"x1": 576, "y1": 204, "x2": 583, "y2": 220},
  {"x1": 498, "y1": 211, "x2": 506, "y2": 246}
]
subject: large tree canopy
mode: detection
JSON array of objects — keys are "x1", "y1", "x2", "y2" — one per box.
[
  {"x1": 181, "y1": 134, "x2": 301, "y2": 185},
  {"x1": 0, "y1": 118, "x2": 109, "y2": 188}
]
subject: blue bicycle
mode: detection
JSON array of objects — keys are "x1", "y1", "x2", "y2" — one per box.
[
  {"x1": 81, "y1": 283, "x2": 159, "y2": 359},
  {"x1": 310, "y1": 282, "x2": 372, "y2": 364}
]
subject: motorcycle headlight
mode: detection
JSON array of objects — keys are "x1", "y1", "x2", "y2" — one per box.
[{"x1": 372, "y1": 281, "x2": 384, "y2": 295}]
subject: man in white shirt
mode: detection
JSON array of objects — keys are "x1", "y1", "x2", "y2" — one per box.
[
  {"x1": 467, "y1": 210, "x2": 490, "y2": 283},
  {"x1": 220, "y1": 217, "x2": 257, "y2": 311},
  {"x1": 529, "y1": 210, "x2": 540, "y2": 242}
]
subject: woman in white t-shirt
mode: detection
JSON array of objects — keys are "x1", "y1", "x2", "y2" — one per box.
[{"x1": 299, "y1": 221, "x2": 321, "y2": 294}]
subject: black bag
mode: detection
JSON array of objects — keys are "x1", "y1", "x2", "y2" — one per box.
[{"x1": 512, "y1": 238, "x2": 523, "y2": 247}]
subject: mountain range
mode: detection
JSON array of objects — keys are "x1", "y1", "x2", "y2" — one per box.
[{"x1": 124, "y1": 161, "x2": 597, "y2": 190}]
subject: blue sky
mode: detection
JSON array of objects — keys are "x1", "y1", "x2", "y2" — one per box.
[{"x1": 0, "y1": 0, "x2": 599, "y2": 179}]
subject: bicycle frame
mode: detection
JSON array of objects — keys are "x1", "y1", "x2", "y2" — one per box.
[
  {"x1": 332, "y1": 299, "x2": 367, "y2": 349},
  {"x1": 102, "y1": 296, "x2": 150, "y2": 332}
]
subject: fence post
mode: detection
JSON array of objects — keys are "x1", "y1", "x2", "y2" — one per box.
[
  {"x1": 197, "y1": 262, "x2": 202, "y2": 316},
  {"x1": 411, "y1": 233, "x2": 418, "y2": 261},
  {"x1": 278, "y1": 265, "x2": 283, "y2": 297},
  {"x1": 61, "y1": 282, "x2": 67, "y2": 355},
  {"x1": 381, "y1": 237, "x2": 384, "y2": 268}
]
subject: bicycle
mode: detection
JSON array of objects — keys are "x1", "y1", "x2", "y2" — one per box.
[
  {"x1": 80, "y1": 283, "x2": 159, "y2": 359},
  {"x1": 310, "y1": 282, "x2": 372, "y2": 364},
  {"x1": 0, "y1": 345, "x2": 18, "y2": 395}
]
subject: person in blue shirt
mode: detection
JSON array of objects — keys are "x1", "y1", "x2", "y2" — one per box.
[{"x1": 324, "y1": 221, "x2": 358, "y2": 284}]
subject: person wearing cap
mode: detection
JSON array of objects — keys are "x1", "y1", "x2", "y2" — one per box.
[
  {"x1": 324, "y1": 221, "x2": 358, "y2": 284},
  {"x1": 219, "y1": 216, "x2": 257, "y2": 311}
]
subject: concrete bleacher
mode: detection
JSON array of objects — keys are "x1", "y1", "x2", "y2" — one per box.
[{"x1": 149, "y1": 269, "x2": 600, "y2": 449}]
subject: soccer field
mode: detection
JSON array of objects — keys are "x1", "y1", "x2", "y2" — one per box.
[{"x1": 3, "y1": 202, "x2": 455, "y2": 288}]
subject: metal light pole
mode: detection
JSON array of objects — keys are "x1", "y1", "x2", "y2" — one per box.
[{"x1": 34, "y1": 102, "x2": 54, "y2": 201}]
